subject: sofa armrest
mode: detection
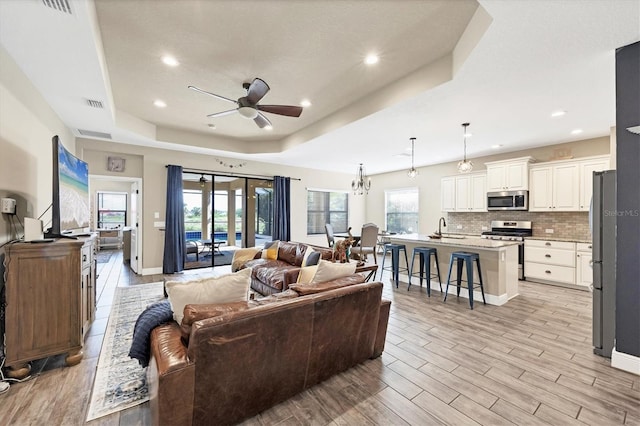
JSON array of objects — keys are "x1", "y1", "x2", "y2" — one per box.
[
  {"x1": 283, "y1": 268, "x2": 301, "y2": 288},
  {"x1": 289, "y1": 274, "x2": 365, "y2": 295},
  {"x1": 231, "y1": 248, "x2": 261, "y2": 272},
  {"x1": 372, "y1": 298, "x2": 391, "y2": 358}
]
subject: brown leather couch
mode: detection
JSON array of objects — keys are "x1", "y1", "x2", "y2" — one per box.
[
  {"x1": 235, "y1": 241, "x2": 334, "y2": 296},
  {"x1": 147, "y1": 279, "x2": 391, "y2": 426}
]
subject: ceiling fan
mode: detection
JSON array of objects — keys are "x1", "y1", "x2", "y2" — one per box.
[{"x1": 188, "y1": 78, "x2": 303, "y2": 129}]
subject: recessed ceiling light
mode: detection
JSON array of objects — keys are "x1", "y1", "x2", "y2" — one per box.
[
  {"x1": 491, "y1": 144, "x2": 503, "y2": 149},
  {"x1": 300, "y1": 99, "x2": 311, "y2": 108},
  {"x1": 364, "y1": 54, "x2": 379, "y2": 65},
  {"x1": 551, "y1": 110, "x2": 566, "y2": 118},
  {"x1": 571, "y1": 129, "x2": 583, "y2": 135},
  {"x1": 264, "y1": 125, "x2": 273, "y2": 131},
  {"x1": 208, "y1": 123, "x2": 216, "y2": 130},
  {"x1": 161, "y1": 55, "x2": 179, "y2": 67},
  {"x1": 154, "y1": 100, "x2": 167, "y2": 108}
]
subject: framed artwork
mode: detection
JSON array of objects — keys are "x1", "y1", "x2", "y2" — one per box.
[{"x1": 107, "y1": 156, "x2": 125, "y2": 172}]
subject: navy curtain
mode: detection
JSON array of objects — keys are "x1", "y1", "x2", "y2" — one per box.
[
  {"x1": 272, "y1": 176, "x2": 291, "y2": 241},
  {"x1": 163, "y1": 165, "x2": 185, "y2": 273}
]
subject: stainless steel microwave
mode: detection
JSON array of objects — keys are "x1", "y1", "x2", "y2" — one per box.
[{"x1": 487, "y1": 190, "x2": 529, "y2": 211}]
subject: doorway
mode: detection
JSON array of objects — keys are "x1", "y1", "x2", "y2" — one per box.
[{"x1": 182, "y1": 173, "x2": 273, "y2": 270}]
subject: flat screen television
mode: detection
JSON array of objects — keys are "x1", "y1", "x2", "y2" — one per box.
[{"x1": 44, "y1": 135, "x2": 90, "y2": 238}]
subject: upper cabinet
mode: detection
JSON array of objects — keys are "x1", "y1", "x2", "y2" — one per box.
[
  {"x1": 529, "y1": 155, "x2": 609, "y2": 212},
  {"x1": 485, "y1": 157, "x2": 535, "y2": 191},
  {"x1": 441, "y1": 173, "x2": 487, "y2": 212},
  {"x1": 529, "y1": 163, "x2": 579, "y2": 211},
  {"x1": 579, "y1": 156, "x2": 610, "y2": 211}
]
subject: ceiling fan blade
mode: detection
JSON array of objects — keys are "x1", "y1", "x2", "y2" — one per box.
[
  {"x1": 257, "y1": 104, "x2": 303, "y2": 117},
  {"x1": 206, "y1": 109, "x2": 238, "y2": 118},
  {"x1": 246, "y1": 78, "x2": 270, "y2": 104},
  {"x1": 188, "y1": 85, "x2": 237, "y2": 104},
  {"x1": 254, "y1": 112, "x2": 272, "y2": 129}
]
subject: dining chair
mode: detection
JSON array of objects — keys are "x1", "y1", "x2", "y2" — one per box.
[
  {"x1": 352, "y1": 223, "x2": 379, "y2": 264},
  {"x1": 325, "y1": 223, "x2": 335, "y2": 248}
]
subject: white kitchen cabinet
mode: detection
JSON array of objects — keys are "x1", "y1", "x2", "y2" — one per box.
[
  {"x1": 579, "y1": 156, "x2": 610, "y2": 211},
  {"x1": 485, "y1": 157, "x2": 534, "y2": 191},
  {"x1": 529, "y1": 162, "x2": 579, "y2": 211},
  {"x1": 441, "y1": 177, "x2": 456, "y2": 212},
  {"x1": 442, "y1": 173, "x2": 486, "y2": 212},
  {"x1": 525, "y1": 239, "x2": 576, "y2": 285},
  {"x1": 576, "y1": 242, "x2": 593, "y2": 288}
]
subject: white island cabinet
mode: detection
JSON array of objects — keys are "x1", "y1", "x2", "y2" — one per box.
[{"x1": 387, "y1": 234, "x2": 520, "y2": 306}]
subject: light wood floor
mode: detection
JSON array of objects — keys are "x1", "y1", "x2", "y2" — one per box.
[{"x1": 1, "y1": 250, "x2": 638, "y2": 425}]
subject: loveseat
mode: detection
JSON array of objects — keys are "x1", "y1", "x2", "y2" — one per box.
[
  {"x1": 147, "y1": 279, "x2": 391, "y2": 426},
  {"x1": 232, "y1": 240, "x2": 334, "y2": 296}
]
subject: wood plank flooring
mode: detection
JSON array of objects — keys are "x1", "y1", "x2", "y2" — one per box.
[{"x1": 1, "y1": 250, "x2": 638, "y2": 425}]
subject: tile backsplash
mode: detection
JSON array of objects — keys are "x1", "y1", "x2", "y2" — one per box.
[{"x1": 446, "y1": 211, "x2": 591, "y2": 241}]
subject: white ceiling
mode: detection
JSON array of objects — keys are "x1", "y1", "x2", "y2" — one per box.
[{"x1": 1, "y1": 0, "x2": 639, "y2": 175}]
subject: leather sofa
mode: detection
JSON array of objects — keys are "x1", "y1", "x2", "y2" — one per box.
[
  {"x1": 147, "y1": 279, "x2": 391, "y2": 426},
  {"x1": 234, "y1": 241, "x2": 334, "y2": 296}
]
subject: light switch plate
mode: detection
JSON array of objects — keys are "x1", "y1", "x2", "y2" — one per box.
[
  {"x1": 154, "y1": 221, "x2": 165, "y2": 228},
  {"x1": 154, "y1": 212, "x2": 160, "y2": 219},
  {"x1": 456, "y1": 225, "x2": 463, "y2": 229},
  {"x1": 545, "y1": 228, "x2": 554, "y2": 233}
]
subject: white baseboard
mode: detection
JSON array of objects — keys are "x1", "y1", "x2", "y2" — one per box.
[
  {"x1": 611, "y1": 347, "x2": 640, "y2": 376},
  {"x1": 142, "y1": 267, "x2": 163, "y2": 276}
]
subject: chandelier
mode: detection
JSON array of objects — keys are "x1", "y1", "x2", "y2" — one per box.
[
  {"x1": 408, "y1": 137, "x2": 418, "y2": 178},
  {"x1": 457, "y1": 122, "x2": 473, "y2": 173},
  {"x1": 351, "y1": 163, "x2": 371, "y2": 195}
]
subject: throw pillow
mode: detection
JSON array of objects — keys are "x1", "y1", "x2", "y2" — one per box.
[
  {"x1": 310, "y1": 259, "x2": 357, "y2": 284},
  {"x1": 296, "y1": 265, "x2": 319, "y2": 284},
  {"x1": 261, "y1": 240, "x2": 280, "y2": 260},
  {"x1": 165, "y1": 268, "x2": 251, "y2": 324},
  {"x1": 301, "y1": 246, "x2": 321, "y2": 266}
]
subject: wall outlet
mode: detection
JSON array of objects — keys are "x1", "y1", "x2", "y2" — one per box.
[
  {"x1": 1, "y1": 198, "x2": 16, "y2": 214},
  {"x1": 456, "y1": 225, "x2": 463, "y2": 229},
  {"x1": 545, "y1": 228, "x2": 554, "y2": 233},
  {"x1": 481, "y1": 226, "x2": 488, "y2": 231}
]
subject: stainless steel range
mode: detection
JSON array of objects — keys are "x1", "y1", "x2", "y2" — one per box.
[{"x1": 481, "y1": 220, "x2": 532, "y2": 280}]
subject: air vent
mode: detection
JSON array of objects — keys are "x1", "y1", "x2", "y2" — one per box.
[
  {"x1": 42, "y1": 0, "x2": 72, "y2": 14},
  {"x1": 78, "y1": 129, "x2": 112, "y2": 139},
  {"x1": 626, "y1": 125, "x2": 640, "y2": 135},
  {"x1": 86, "y1": 99, "x2": 104, "y2": 109}
]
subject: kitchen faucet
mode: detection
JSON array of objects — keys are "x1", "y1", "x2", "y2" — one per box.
[{"x1": 437, "y1": 217, "x2": 447, "y2": 236}]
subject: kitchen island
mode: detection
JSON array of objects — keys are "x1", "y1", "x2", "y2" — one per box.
[{"x1": 387, "y1": 234, "x2": 520, "y2": 306}]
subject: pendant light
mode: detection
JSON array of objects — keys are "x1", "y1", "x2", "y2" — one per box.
[
  {"x1": 351, "y1": 163, "x2": 371, "y2": 195},
  {"x1": 407, "y1": 137, "x2": 418, "y2": 178},
  {"x1": 457, "y1": 122, "x2": 473, "y2": 173}
]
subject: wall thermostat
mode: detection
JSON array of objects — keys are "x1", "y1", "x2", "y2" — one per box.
[{"x1": 1, "y1": 198, "x2": 17, "y2": 214}]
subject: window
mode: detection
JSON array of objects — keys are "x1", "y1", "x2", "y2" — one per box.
[
  {"x1": 183, "y1": 190, "x2": 203, "y2": 235},
  {"x1": 385, "y1": 188, "x2": 419, "y2": 234},
  {"x1": 96, "y1": 192, "x2": 127, "y2": 229},
  {"x1": 307, "y1": 190, "x2": 348, "y2": 234}
]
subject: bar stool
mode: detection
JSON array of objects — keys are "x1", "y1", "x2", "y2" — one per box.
[
  {"x1": 380, "y1": 243, "x2": 409, "y2": 288},
  {"x1": 408, "y1": 247, "x2": 441, "y2": 296},
  {"x1": 444, "y1": 251, "x2": 486, "y2": 309}
]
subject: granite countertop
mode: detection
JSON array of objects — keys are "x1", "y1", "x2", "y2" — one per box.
[
  {"x1": 388, "y1": 233, "x2": 521, "y2": 249},
  {"x1": 526, "y1": 236, "x2": 592, "y2": 244}
]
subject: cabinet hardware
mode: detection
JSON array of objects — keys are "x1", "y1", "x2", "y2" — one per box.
[
  {"x1": 545, "y1": 242, "x2": 551, "y2": 246},
  {"x1": 545, "y1": 254, "x2": 551, "y2": 258},
  {"x1": 545, "y1": 270, "x2": 551, "y2": 274}
]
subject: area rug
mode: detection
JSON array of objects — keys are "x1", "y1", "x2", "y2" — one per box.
[
  {"x1": 86, "y1": 282, "x2": 165, "y2": 421},
  {"x1": 96, "y1": 249, "x2": 114, "y2": 264},
  {"x1": 185, "y1": 250, "x2": 234, "y2": 269}
]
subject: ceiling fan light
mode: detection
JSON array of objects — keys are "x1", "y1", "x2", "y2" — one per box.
[{"x1": 238, "y1": 106, "x2": 258, "y2": 119}]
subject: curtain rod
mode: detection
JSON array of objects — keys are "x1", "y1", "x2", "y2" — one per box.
[{"x1": 166, "y1": 165, "x2": 301, "y2": 181}]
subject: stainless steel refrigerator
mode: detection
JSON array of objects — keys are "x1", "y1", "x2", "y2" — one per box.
[{"x1": 592, "y1": 170, "x2": 616, "y2": 358}]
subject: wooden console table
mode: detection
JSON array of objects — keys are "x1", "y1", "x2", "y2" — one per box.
[{"x1": 2, "y1": 236, "x2": 96, "y2": 378}]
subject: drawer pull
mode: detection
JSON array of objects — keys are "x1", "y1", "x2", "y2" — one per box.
[
  {"x1": 82, "y1": 254, "x2": 87, "y2": 262},
  {"x1": 545, "y1": 242, "x2": 551, "y2": 246},
  {"x1": 545, "y1": 254, "x2": 551, "y2": 258},
  {"x1": 545, "y1": 270, "x2": 551, "y2": 274},
  {"x1": 588, "y1": 245, "x2": 592, "y2": 249}
]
